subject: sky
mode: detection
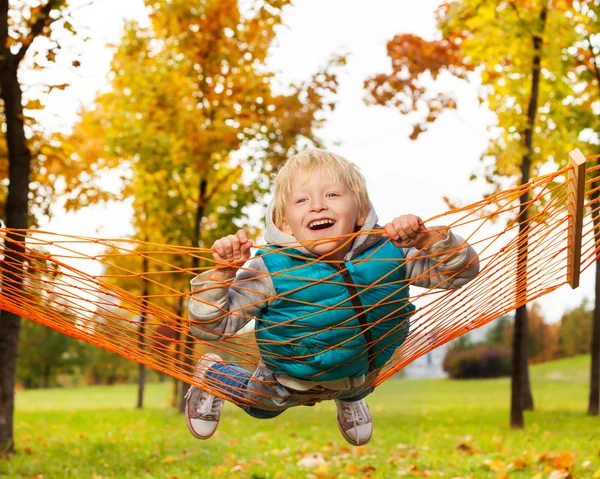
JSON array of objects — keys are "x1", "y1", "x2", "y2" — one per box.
[{"x1": 37, "y1": 0, "x2": 596, "y2": 322}]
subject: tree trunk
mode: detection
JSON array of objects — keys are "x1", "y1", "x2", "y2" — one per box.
[
  {"x1": 522, "y1": 320, "x2": 534, "y2": 410},
  {"x1": 510, "y1": 2, "x2": 547, "y2": 428},
  {"x1": 43, "y1": 365, "x2": 51, "y2": 389},
  {"x1": 178, "y1": 177, "x2": 208, "y2": 412},
  {"x1": 589, "y1": 163, "x2": 600, "y2": 416},
  {"x1": 511, "y1": 306, "x2": 526, "y2": 428},
  {"x1": 137, "y1": 250, "x2": 150, "y2": 409},
  {"x1": 0, "y1": 60, "x2": 33, "y2": 452},
  {"x1": 587, "y1": 40, "x2": 600, "y2": 417}
]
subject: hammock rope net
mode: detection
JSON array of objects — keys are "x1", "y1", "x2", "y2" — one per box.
[{"x1": 2, "y1": 154, "x2": 599, "y2": 405}]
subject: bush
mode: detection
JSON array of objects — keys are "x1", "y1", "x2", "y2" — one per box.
[{"x1": 443, "y1": 346, "x2": 511, "y2": 379}]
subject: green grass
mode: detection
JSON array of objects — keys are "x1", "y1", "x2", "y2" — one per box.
[{"x1": 2, "y1": 355, "x2": 599, "y2": 479}]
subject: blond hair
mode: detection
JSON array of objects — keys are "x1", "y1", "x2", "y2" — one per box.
[{"x1": 272, "y1": 148, "x2": 370, "y2": 229}]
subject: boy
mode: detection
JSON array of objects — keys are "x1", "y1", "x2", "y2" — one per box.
[{"x1": 186, "y1": 148, "x2": 479, "y2": 446}]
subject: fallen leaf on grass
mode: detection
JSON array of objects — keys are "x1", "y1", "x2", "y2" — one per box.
[
  {"x1": 352, "y1": 446, "x2": 368, "y2": 456},
  {"x1": 230, "y1": 464, "x2": 247, "y2": 473},
  {"x1": 397, "y1": 468, "x2": 412, "y2": 476},
  {"x1": 538, "y1": 450, "x2": 575, "y2": 473},
  {"x1": 509, "y1": 457, "x2": 527, "y2": 469},
  {"x1": 397, "y1": 465, "x2": 442, "y2": 477},
  {"x1": 210, "y1": 466, "x2": 227, "y2": 475},
  {"x1": 162, "y1": 451, "x2": 189, "y2": 464},
  {"x1": 456, "y1": 443, "x2": 479, "y2": 454},
  {"x1": 483, "y1": 459, "x2": 507, "y2": 472},
  {"x1": 593, "y1": 470, "x2": 600, "y2": 479},
  {"x1": 297, "y1": 453, "x2": 326, "y2": 468}
]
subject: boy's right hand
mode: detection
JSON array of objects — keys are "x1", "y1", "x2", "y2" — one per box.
[{"x1": 209, "y1": 229, "x2": 253, "y2": 281}]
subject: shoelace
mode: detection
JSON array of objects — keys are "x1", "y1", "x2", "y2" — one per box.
[
  {"x1": 190, "y1": 391, "x2": 223, "y2": 419},
  {"x1": 341, "y1": 401, "x2": 367, "y2": 425}
]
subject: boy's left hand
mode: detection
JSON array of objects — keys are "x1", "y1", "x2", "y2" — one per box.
[{"x1": 383, "y1": 214, "x2": 435, "y2": 250}]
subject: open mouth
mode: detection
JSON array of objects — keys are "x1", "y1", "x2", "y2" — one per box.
[{"x1": 308, "y1": 219, "x2": 336, "y2": 231}]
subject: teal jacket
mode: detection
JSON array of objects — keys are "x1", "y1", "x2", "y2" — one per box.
[
  {"x1": 188, "y1": 204, "x2": 480, "y2": 383},
  {"x1": 255, "y1": 239, "x2": 415, "y2": 381}
]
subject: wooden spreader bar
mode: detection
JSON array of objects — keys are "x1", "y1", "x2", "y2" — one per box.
[{"x1": 567, "y1": 148, "x2": 587, "y2": 289}]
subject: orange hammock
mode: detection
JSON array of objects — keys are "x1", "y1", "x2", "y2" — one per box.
[{"x1": 1, "y1": 151, "x2": 598, "y2": 406}]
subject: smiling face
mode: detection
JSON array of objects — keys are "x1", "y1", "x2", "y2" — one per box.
[{"x1": 281, "y1": 166, "x2": 367, "y2": 260}]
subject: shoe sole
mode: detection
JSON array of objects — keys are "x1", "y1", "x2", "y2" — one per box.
[
  {"x1": 336, "y1": 418, "x2": 372, "y2": 446},
  {"x1": 185, "y1": 354, "x2": 223, "y2": 439}
]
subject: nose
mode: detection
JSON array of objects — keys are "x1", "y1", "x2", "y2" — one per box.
[{"x1": 310, "y1": 198, "x2": 327, "y2": 212}]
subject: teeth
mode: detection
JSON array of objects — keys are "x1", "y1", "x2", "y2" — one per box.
[{"x1": 309, "y1": 219, "x2": 335, "y2": 228}]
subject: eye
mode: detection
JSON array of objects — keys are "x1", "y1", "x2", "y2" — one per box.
[
  {"x1": 326, "y1": 192, "x2": 340, "y2": 198},
  {"x1": 295, "y1": 197, "x2": 307, "y2": 204}
]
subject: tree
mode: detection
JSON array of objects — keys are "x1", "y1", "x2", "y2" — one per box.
[
  {"x1": 567, "y1": 0, "x2": 600, "y2": 416},
  {"x1": 364, "y1": 0, "x2": 581, "y2": 428},
  {"x1": 75, "y1": 0, "x2": 342, "y2": 411},
  {"x1": 83, "y1": 345, "x2": 138, "y2": 386},
  {"x1": 0, "y1": 0, "x2": 120, "y2": 452},
  {"x1": 17, "y1": 320, "x2": 90, "y2": 388},
  {"x1": 558, "y1": 300, "x2": 593, "y2": 358},
  {"x1": 0, "y1": 0, "x2": 72, "y2": 454},
  {"x1": 485, "y1": 315, "x2": 513, "y2": 349},
  {"x1": 15, "y1": 252, "x2": 91, "y2": 388}
]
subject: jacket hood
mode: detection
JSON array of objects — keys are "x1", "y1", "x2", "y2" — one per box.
[{"x1": 263, "y1": 201, "x2": 381, "y2": 260}]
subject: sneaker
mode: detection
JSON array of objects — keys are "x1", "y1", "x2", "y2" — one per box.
[
  {"x1": 335, "y1": 398, "x2": 373, "y2": 446},
  {"x1": 185, "y1": 353, "x2": 224, "y2": 440}
]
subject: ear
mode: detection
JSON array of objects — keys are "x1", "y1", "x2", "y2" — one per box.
[
  {"x1": 281, "y1": 218, "x2": 293, "y2": 235},
  {"x1": 356, "y1": 211, "x2": 367, "y2": 228}
]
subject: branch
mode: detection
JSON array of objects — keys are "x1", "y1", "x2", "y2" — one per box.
[
  {"x1": 588, "y1": 36, "x2": 600, "y2": 98},
  {"x1": 63, "y1": 0, "x2": 95, "y2": 17},
  {"x1": 507, "y1": 0, "x2": 533, "y2": 36},
  {"x1": 202, "y1": 168, "x2": 239, "y2": 206},
  {"x1": 14, "y1": 0, "x2": 64, "y2": 66}
]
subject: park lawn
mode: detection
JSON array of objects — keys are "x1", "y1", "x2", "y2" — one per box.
[{"x1": 1, "y1": 355, "x2": 599, "y2": 479}]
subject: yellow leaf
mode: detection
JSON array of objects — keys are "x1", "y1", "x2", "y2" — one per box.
[
  {"x1": 484, "y1": 459, "x2": 506, "y2": 472},
  {"x1": 592, "y1": 470, "x2": 600, "y2": 479},
  {"x1": 24, "y1": 99, "x2": 44, "y2": 110},
  {"x1": 49, "y1": 83, "x2": 69, "y2": 92},
  {"x1": 510, "y1": 457, "x2": 527, "y2": 469}
]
